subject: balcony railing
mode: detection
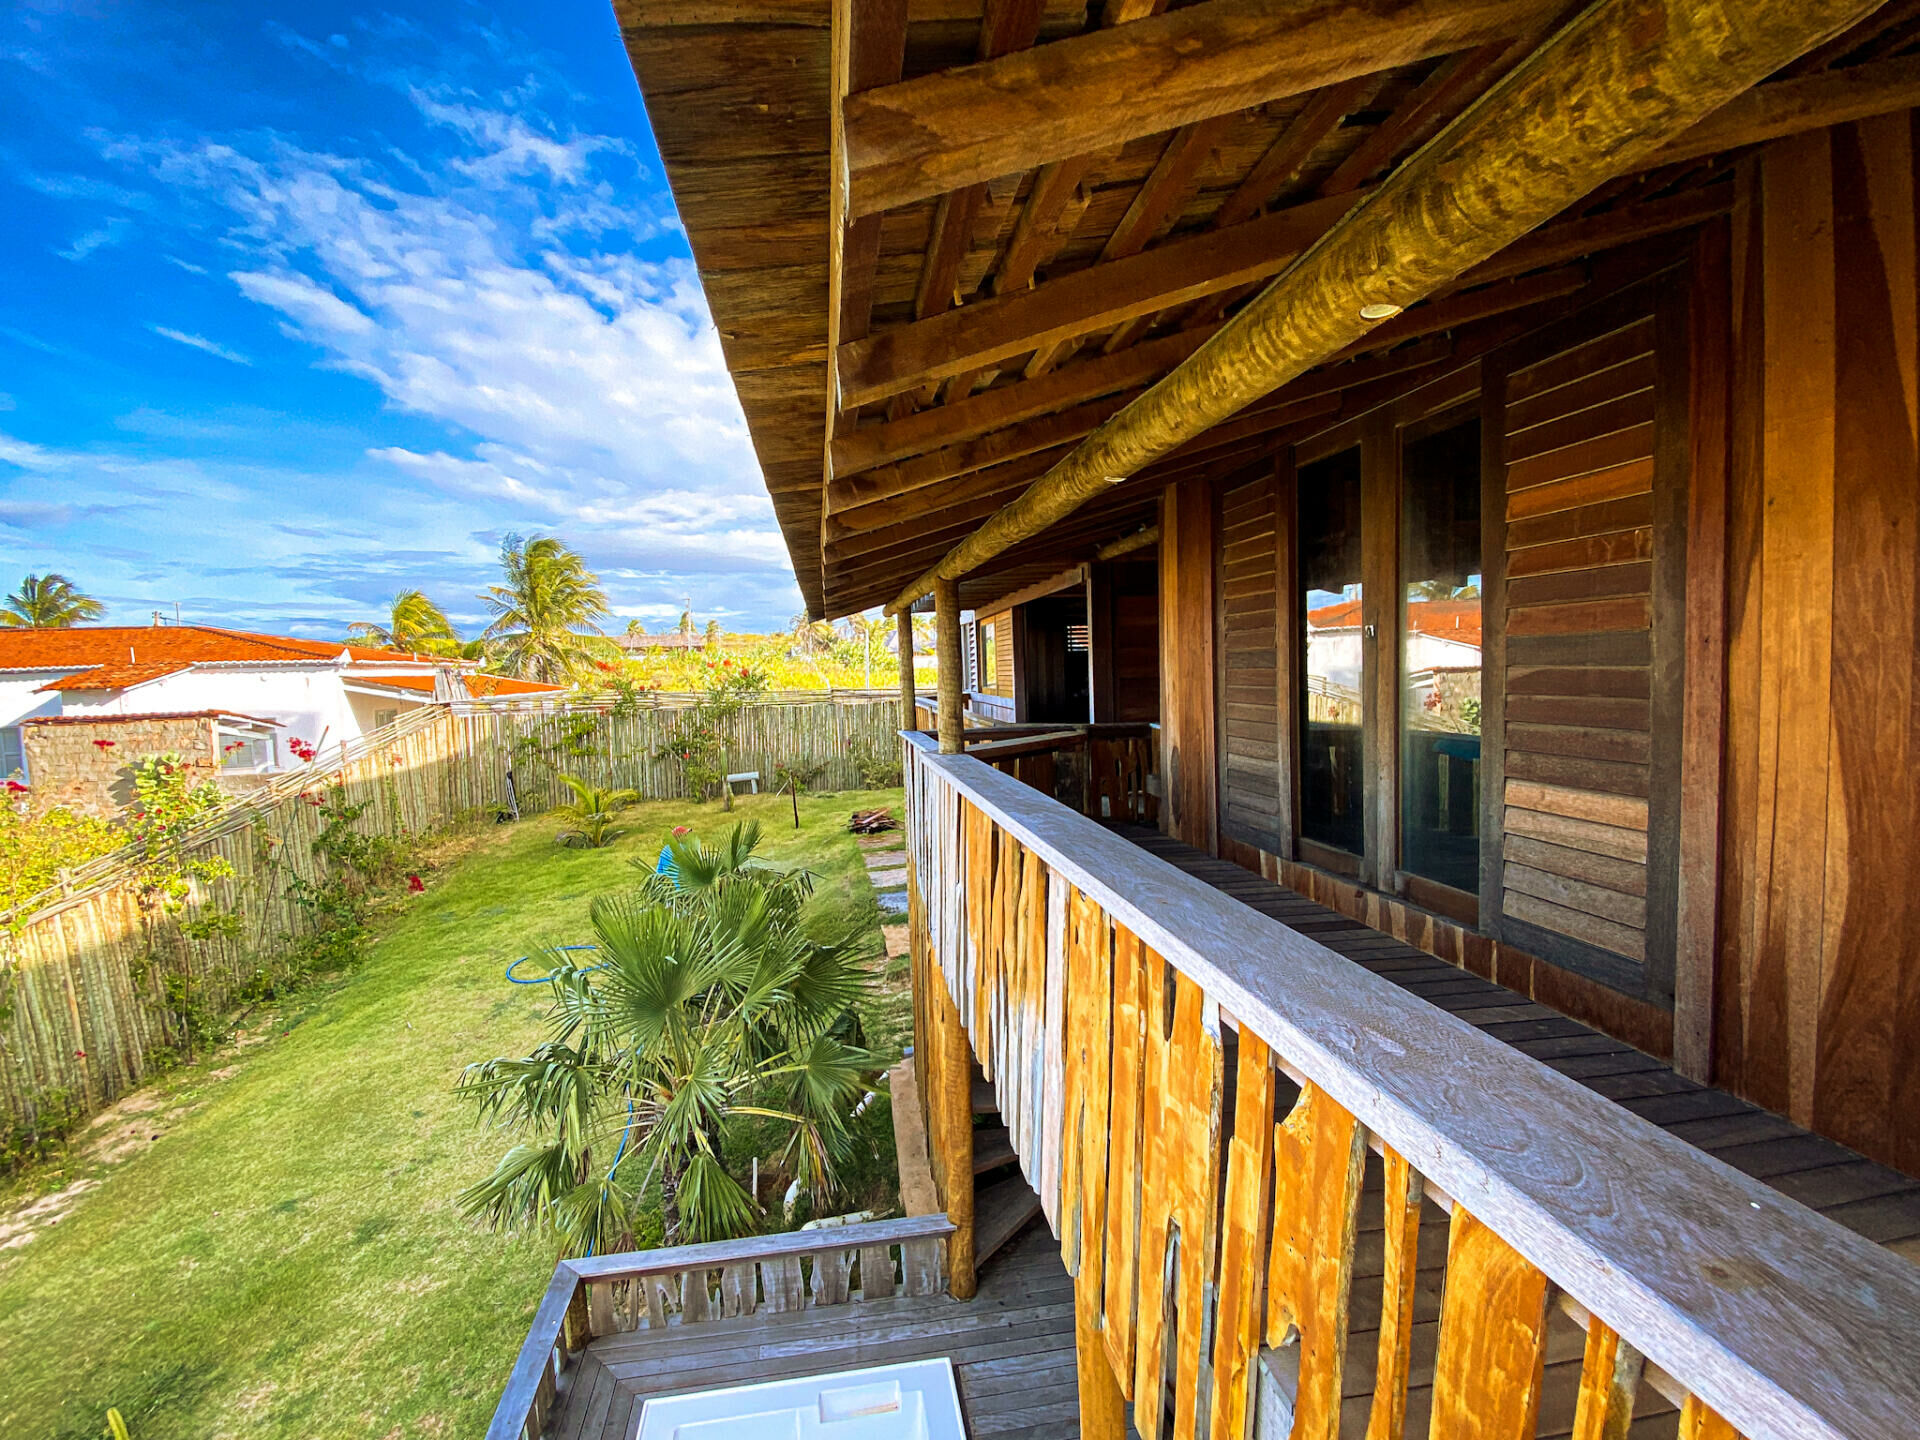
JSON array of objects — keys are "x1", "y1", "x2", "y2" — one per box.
[
  {"x1": 902, "y1": 732, "x2": 1920, "y2": 1440},
  {"x1": 486, "y1": 1214, "x2": 953, "y2": 1440}
]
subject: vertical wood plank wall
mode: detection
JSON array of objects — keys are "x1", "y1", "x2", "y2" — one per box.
[
  {"x1": 1161, "y1": 478, "x2": 1218, "y2": 852},
  {"x1": 1717, "y1": 116, "x2": 1920, "y2": 1173},
  {"x1": 1216, "y1": 463, "x2": 1289, "y2": 854}
]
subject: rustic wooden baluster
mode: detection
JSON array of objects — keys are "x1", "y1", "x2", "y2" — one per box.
[
  {"x1": 720, "y1": 1260, "x2": 756, "y2": 1317},
  {"x1": 1132, "y1": 964, "x2": 1224, "y2": 1440},
  {"x1": 1429, "y1": 1208, "x2": 1552, "y2": 1439},
  {"x1": 1570, "y1": 1315, "x2": 1646, "y2": 1440},
  {"x1": 1102, "y1": 922, "x2": 1150, "y2": 1391},
  {"x1": 1677, "y1": 1394, "x2": 1746, "y2": 1440},
  {"x1": 680, "y1": 1267, "x2": 712, "y2": 1323},
  {"x1": 859, "y1": 1240, "x2": 897, "y2": 1299},
  {"x1": 1264, "y1": 1081, "x2": 1367, "y2": 1440},
  {"x1": 1059, "y1": 887, "x2": 1111, "y2": 1280},
  {"x1": 1364, "y1": 1148, "x2": 1425, "y2": 1440},
  {"x1": 764, "y1": 1254, "x2": 806, "y2": 1312},
  {"x1": 901, "y1": 1236, "x2": 944, "y2": 1296},
  {"x1": 812, "y1": 1246, "x2": 852, "y2": 1306},
  {"x1": 1208, "y1": 1029, "x2": 1276, "y2": 1440},
  {"x1": 644, "y1": 1274, "x2": 671, "y2": 1329},
  {"x1": 587, "y1": 1279, "x2": 615, "y2": 1338}
]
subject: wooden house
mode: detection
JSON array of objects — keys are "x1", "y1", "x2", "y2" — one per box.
[{"x1": 492, "y1": 3, "x2": 1920, "y2": 1437}]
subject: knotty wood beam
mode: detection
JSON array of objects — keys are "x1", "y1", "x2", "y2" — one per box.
[
  {"x1": 1652, "y1": 52, "x2": 1920, "y2": 168},
  {"x1": 887, "y1": 0, "x2": 1884, "y2": 613},
  {"x1": 839, "y1": 190, "x2": 1358, "y2": 404},
  {"x1": 843, "y1": 0, "x2": 1556, "y2": 216},
  {"x1": 991, "y1": 154, "x2": 1103, "y2": 294}
]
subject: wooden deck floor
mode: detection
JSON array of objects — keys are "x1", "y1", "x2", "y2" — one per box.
[
  {"x1": 1114, "y1": 824, "x2": 1920, "y2": 1260},
  {"x1": 547, "y1": 1222, "x2": 1083, "y2": 1440}
]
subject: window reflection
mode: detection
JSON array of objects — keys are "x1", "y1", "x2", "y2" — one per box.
[
  {"x1": 1299, "y1": 447, "x2": 1364, "y2": 855},
  {"x1": 1400, "y1": 420, "x2": 1482, "y2": 893}
]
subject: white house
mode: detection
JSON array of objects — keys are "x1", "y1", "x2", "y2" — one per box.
[{"x1": 0, "y1": 623, "x2": 563, "y2": 785}]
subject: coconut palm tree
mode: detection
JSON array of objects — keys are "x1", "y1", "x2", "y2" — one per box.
[
  {"x1": 345, "y1": 589, "x2": 459, "y2": 654},
  {"x1": 478, "y1": 534, "x2": 611, "y2": 684},
  {"x1": 844, "y1": 612, "x2": 889, "y2": 687},
  {"x1": 1, "y1": 574, "x2": 105, "y2": 628},
  {"x1": 456, "y1": 822, "x2": 873, "y2": 1253}
]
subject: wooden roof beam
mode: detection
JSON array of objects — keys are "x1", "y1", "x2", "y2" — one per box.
[
  {"x1": 838, "y1": 189, "x2": 1358, "y2": 404},
  {"x1": 842, "y1": 0, "x2": 1560, "y2": 216},
  {"x1": 830, "y1": 324, "x2": 1214, "y2": 478},
  {"x1": 886, "y1": 0, "x2": 1886, "y2": 615},
  {"x1": 1651, "y1": 52, "x2": 1920, "y2": 168}
]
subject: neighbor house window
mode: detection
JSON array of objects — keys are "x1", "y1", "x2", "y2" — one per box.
[
  {"x1": 373, "y1": 708, "x2": 399, "y2": 729},
  {"x1": 218, "y1": 730, "x2": 274, "y2": 772},
  {"x1": 980, "y1": 621, "x2": 998, "y2": 694},
  {"x1": 0, "y1": 726, "x2": 25, "y2": 783}
]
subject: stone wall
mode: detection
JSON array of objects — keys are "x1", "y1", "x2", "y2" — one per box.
[{"x1": 22, "y1": 715, "x2": 219, "y2": 818}]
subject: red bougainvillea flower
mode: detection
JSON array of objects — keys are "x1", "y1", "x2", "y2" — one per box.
[
  {"x1": 672, "y1": 825, "x2": 692, "y2": 837},
  {"x1": 407, "y1": 874, "x2": 425, "y2": 894},
  {"x1": 4, "y1": 779, "x2": 26, "y2": 793},
  {"x1": 92, "y1": 738, "x2": 116, "y2": 751},
  {"x1": 74, "y1": 1050, "x2": 87, "y2": 1061}
]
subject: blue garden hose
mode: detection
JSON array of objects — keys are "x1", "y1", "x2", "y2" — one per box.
[{"x1": 504, "y1": 943, "x2": 602, "y2": 984}]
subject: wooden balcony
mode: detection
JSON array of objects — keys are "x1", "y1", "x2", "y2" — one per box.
[{"x1": 902, "y1": 733, "x2": 1920, "y2": 1440}]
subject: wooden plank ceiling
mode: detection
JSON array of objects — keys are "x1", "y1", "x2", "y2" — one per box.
[{"x1": 614, "y1": 0, "x2": 1920, "y2": 619}]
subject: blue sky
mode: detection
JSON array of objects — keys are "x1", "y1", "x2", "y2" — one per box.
[{"x1": 0, "y1": 0, "x2": 799, "y2": 638}]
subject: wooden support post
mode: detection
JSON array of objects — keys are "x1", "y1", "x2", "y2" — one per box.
[
  {"x1": 936, "y1": 576, "x2": 964, "y2": 754},
  {"x1": 1076, "y1": 1268, "x2": 1128, "y2": 1440},
  {"x1": 897, "y1": 608, "x2": 917, "y2": 732},
  {"x1": 930, "y1": 978, "x2": 977, "y2": 1299}
]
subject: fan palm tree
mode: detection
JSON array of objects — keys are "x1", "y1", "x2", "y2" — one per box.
[
  {"x1": 478, "y1": 534, "x2": 611, "y2": 684},
  {"x1": 2, "y1": 574, "x2": 105, "y2": 628},
  {"x1": 457, "y1": 822, "x2": 873, "y2": 1253},
  {"x1": 345, "y1": 589, "x2": 459, "y2": 654}
]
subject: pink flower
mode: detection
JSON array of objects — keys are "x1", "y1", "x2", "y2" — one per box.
[{"x1": 672, "y1": 825, "x2": 691, "y2": 837}]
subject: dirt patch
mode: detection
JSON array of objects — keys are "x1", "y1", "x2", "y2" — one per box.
[
  {"x1": 882, "y1": 924, "x2": 909, "y2": 960},
  {"x1": 0, "y1": 1177, "x2": 97, "y2": 1251}
]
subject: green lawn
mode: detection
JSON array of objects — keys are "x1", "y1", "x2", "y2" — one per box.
[{"x1": 0, "y1": 788, "x2": 909, "y2": 1440}]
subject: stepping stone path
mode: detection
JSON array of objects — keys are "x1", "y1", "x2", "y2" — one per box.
[{"x1": 857, "y1": 831, "x2": 911, "y2": 924}]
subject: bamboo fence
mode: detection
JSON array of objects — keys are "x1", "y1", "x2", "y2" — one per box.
[{"x1": 0, "y1": 694, "x2": 904, "y2": 1131}]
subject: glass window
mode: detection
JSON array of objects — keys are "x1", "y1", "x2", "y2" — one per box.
[
  {"x1": 219, "y1": 730, "x2": 274, "y2": 771},
  {"x1": 1, "y1": 726, "x2": 24, "y2": 783},
  {"x1": 980, "y1": 621, "x2": 998, "y2": 694},
  {"x1": 1400, "y1": 419, "x2": 1482, "y2": 893},
  {"x1": 1299, "y1": 447, "x2": 1364, "y2": 854}
]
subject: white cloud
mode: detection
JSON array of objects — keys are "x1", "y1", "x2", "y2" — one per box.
[
  {"x1": 57, "y1": 215, "x2": 131, "y2": 261},
  {"x1": 148, "y1": 325, "x2": 253, "y2": 365},
  {"x1": 111, "y1": 120, "x2": 766, "y2": 566}
]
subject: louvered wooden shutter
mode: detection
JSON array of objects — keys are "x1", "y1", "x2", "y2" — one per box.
[
  {"x1": 1497, "y1": 315, "x2": 1660, "y2": 982},
  {"x1": 1217, "y1": 467, "x2": 1286, "y2": 852}
]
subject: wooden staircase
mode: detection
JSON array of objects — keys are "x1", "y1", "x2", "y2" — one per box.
[{"x1": 968, "y1": 1063, "x2": 1043, "y2": 1267}]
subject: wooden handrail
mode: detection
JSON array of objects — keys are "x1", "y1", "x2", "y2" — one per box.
[
  {"x1": 488, "y1": 1214, "x2": 955, "y2": 1440},
  {"x1": 903, "y1": 733, "x2": 1920, "y2": 1440}
]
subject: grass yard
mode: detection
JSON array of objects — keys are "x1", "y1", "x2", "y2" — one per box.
[{"x1": 0, "y1": 787, "x2": 909, "y2": 1440}]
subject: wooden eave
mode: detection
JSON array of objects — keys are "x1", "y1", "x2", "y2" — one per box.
[{"x1": 614, "y1": 1, "x2": 1920, "y2": 620}]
